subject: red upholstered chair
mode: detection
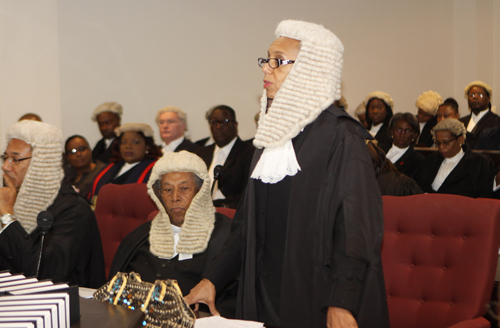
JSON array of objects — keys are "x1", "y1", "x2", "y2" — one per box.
[
  {"x1": 382, "y1": 194, "x2": 500, "y2": 328},
  {"x1": 94, "y1": 183, "x2": 158, "y2": 277}
]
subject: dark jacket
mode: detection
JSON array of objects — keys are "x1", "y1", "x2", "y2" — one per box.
[
  {"x1": 413, "y1": 148, "x2": 495, "y2": 198},
  {"x1": 460, "y1": 110, "x2": 500, "y2": 149},
  {"x1": 204, "y1": 105, "x2": 389, "y2": 327},
  {"x1": 109, "y1": 213, "x2": 237, "y2": 318},
  {"x1": 174, "y1": 138, "x2": 202, "y2": 153},
  {"x1": 196, "y1": 137, "x2": 255, "y2": 209},
  {"x1": 89, "y1": 159, "x2": 156, "y2": 199},
  {"x1": 92, "y1": 138, "x2": 117, "y2": 164},
  {"x1": 476, "y1": 125, "x2": 500, "y2": 150},
  {"x1": 391, "y1": 145, "x2": 425, "y2": 178},
  {"x1": 417, "y1": 115, "x2": 437, "y2": 147},
  {"x1": 0, "y1": 183, "x2": 106, "y2": 288},
  {"x1": 373, "y1": 123, "x2": 392, "y2": 153}
]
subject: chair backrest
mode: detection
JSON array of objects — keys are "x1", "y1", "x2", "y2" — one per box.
[
  {"x1": 382, "y1": 194, "x2": 500, "y2": 328},
  {"x1": 94, "y1": 183, "x2": 158, "y2": 277}
]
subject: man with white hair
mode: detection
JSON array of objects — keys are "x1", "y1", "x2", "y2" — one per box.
[
  {"x1": 186, "y1": 20, "x2": 388, "y2": 328},
  {"x1": 0, "y1": 120, "x2": 105, "y2": 288},
  {"x1": 92, "y1": 101, "x2": 123, "y2": 163},
  {"x1": 156, "y1": 106, "x2": 201, "y2": 154},
  {"x1": 460, "y1": 81, "x2": 500, "y2": 149}
]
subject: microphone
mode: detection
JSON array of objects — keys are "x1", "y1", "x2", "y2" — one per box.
[
  {"x1": 211, "y1": 165, "x2": 225, "y2": 195},
  {"x1": 36, "y1": 211, "x2": 54, "y2": 278},
  {"x1": 37, "y1": 211, "x2": 54, "y2": 236}
]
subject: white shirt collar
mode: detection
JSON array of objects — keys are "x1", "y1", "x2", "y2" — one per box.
[
  {"x1": 161, "y1": 136, "x2": 185, "y2": 154},
  {"x1": 104, "y1": 138, "x2": 114, "y2": 149},
  {"x1": 386, "y1": 145, "x2": 409, "y2": 163},
  {"x1": 369, "y1": 122, "x2": 383, "y2": 137},
  {"x1": 443, "y1": 148, "x2": 464, "y2": 164}
]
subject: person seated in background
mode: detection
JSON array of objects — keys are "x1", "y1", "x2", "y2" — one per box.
[
  {"x1": 364, "y1": 91, "x2": 394, "y2": 153},
  {"x1": 89, "y1": 123, "x2": 161, "y2": 203},
  {"x1": 195, "y1": 107, "x2": 216, "y2": 147},
  {"x1": 18, "y1": 113, "x2": 42, "y2": 122},
  {"x1": 156, "y1": 106, "x2": 201, "y2": 154},
  {"x1": 413, "y1": 118, "x2": 496, "y2": 198},
  {"x1": 460, "y1": 81, "x2": 500, "y2": 149},
  {"x1": 355, "y1": 101, "x2": 369, "y2": 128},
  {"x1": 196, "y1": 105, "x2": 254, "y2": 209},
  {"x1": 367, "y1": 141, "x2": 423, "y2": 196},
  {"x1": 63, "y1": 135, "x2": 106, "y2": 199},
  {"x1": 415, "y1": 90, "x2": 442, "y2": 147},
  {"x1": 0, "y1": 120, "x2": 105, "y2": 288},
  {"x1": 91, "y1": 102, "x2": 122, "y2": 164},
  {"x1": 385, "y1": 112, "x2": 424, "y2": 178},
  {"x1": 109, "y1": 151, "x2": 237, "y2": 317},
  {"x1": 436, "y1": 98, "x2": 460, "y2": 123}
]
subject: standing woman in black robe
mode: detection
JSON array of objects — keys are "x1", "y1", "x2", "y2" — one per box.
[{"x1": 364, "y1": 91, "x2": 394, "y2": 153}]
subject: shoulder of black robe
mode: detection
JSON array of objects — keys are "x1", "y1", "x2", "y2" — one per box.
[
  {"x1": 0, "y1": 182, "x2": 106, "y2": 288},
  {"x1": 175, "y1": 139, "x2": 202, "y2": 153},
  {"x1": 377, "y1": 169, "x2": 423, "y2": 196}
]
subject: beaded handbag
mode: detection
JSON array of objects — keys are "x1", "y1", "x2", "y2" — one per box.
[{"x1": 93, "y1": 272, "x2": 195, "y2": 328}]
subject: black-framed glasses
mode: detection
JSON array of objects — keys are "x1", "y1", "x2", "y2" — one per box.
[
  {"x1": 68, "y1": 146, "x2": 89, "y2": 155},
  {"x1": 209, "y1": 119, "x2": 235, "y2": 127},
  {"x1": 434, "y1": 136, "x2": 458, "y2": 147},
  {"x1": 468, "y1": 92, "x2": 485, "y2": 99},
  {"x1": 1, "y1": 155, "x2": 32, "y2": 166},
  {"x1": 258, "y1": 58, "x2": 295, "y2": 69}
]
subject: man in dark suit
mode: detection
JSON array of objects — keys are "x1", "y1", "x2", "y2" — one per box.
[
  {"x1": 91, "y1": 102, "x2": 122, "y2": 164},
  {"x1": 156, "y1": 106, "x2": 200, "y2": 154},
  {"x1": 195, "y1": 105, "x2": 254, "y2": 209},
  {"x1": 460, "y1": 81, "x2": 500, "y2": 149}
]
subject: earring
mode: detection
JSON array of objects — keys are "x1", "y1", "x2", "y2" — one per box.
[{"x1": 146, "y1": 150, "x2": 149, "y2": 154}]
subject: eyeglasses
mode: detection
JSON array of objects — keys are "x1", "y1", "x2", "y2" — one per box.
[
  {"x1": 434, "y1": 136, "x2": 458, "y2": 147},
  {"x1": 258, "y1": 58, "x2": 295, "y2": 69},
  {"x1": 68, "y1": 146, "x2": 88, "y2": 155},
  {"x1": 1, "y1": 155, "x2": 32, "y2": 166},
  {"x1": 468, "y1": 92, "x2": 485, "y2": 99},
  {"x1": 159, "y1": 119, "x2": 182, "y2": 125},
  {"x1": 209, "y1": 119, "x2": 235, "y2": 127},
  {"x1": 395, "y1": 127, "x2": 413, "y2": 134}
]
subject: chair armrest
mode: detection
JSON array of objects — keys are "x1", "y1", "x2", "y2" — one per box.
[{"x1": 447, "y1": 317, "x2": 490, "y2": 328}]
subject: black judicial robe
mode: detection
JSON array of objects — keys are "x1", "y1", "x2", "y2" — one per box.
[
  {"x1": 0, "y1": 183, "x2": 106, "y2": 288},
  {"x1": 109, "y1": 213, "x2": 237, "y2": 318},
  {"x1": 460, "y1": 110, "x2": 500, "y2": 149},
  {"x1": 196, "y1": 138, "x2": 255, "y2": 209},
  {"x1": 413, "y1": 148, "x2": 495, "y2": 198},
  {"x1": 92, "y1": 138, "x2": 117, "y2": 164},
  {"x1": 373, "y1": 123, "x2": 392, "y2": 153},
  {"x1": 391, "y1": 145, "x2": 425, "y2": 178},
  {"x1": 204, "y1": 105, "x2": 389, "y2": 327},
  {"x1": 417, "y1": 115, "x2": 437, "y2": 147}
]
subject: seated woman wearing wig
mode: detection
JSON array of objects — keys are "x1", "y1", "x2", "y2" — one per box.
[
  {"x1": 109, "y1": 151, "x2": 237, "y2": 317},
  {"x1": 414, "y1": 118, "x2": 496, "y2": 198},
  {"x1": 385, "y1": 113, "x2": 424, "y2": 178},
  {"x1": 89, "y1": 123, "x2": 161, "y2": 203},
  {"x1": 364, "y1": 91, "x2": 394, "y2": 153}
]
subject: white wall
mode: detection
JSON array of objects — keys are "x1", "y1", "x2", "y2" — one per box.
[{"x1": 1, "y1": 0, "x2": 499, "y2": 148}]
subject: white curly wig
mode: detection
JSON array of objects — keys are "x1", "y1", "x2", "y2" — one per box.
[
  {"x1": 3, "y1": 120, "x2": 64, "y2": 232},
  {"x1": 431, "y1": 118, "x2": 467, "y2": 139},
  {"x1": 115, "y1": 123, "x2": 154, "y2": 138},
  {"x1": 91, "y1": 102, "x2": 123, "y2": 121},
  {"x1": 253, "y1": 20, "x2": 344, "y2": 150},
  {"x1": 415, "y1": 90, "x2": 443, "y2": 116},
  {"x1": 147, "y1": 151, "x2": 215, "y2": 259}
]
